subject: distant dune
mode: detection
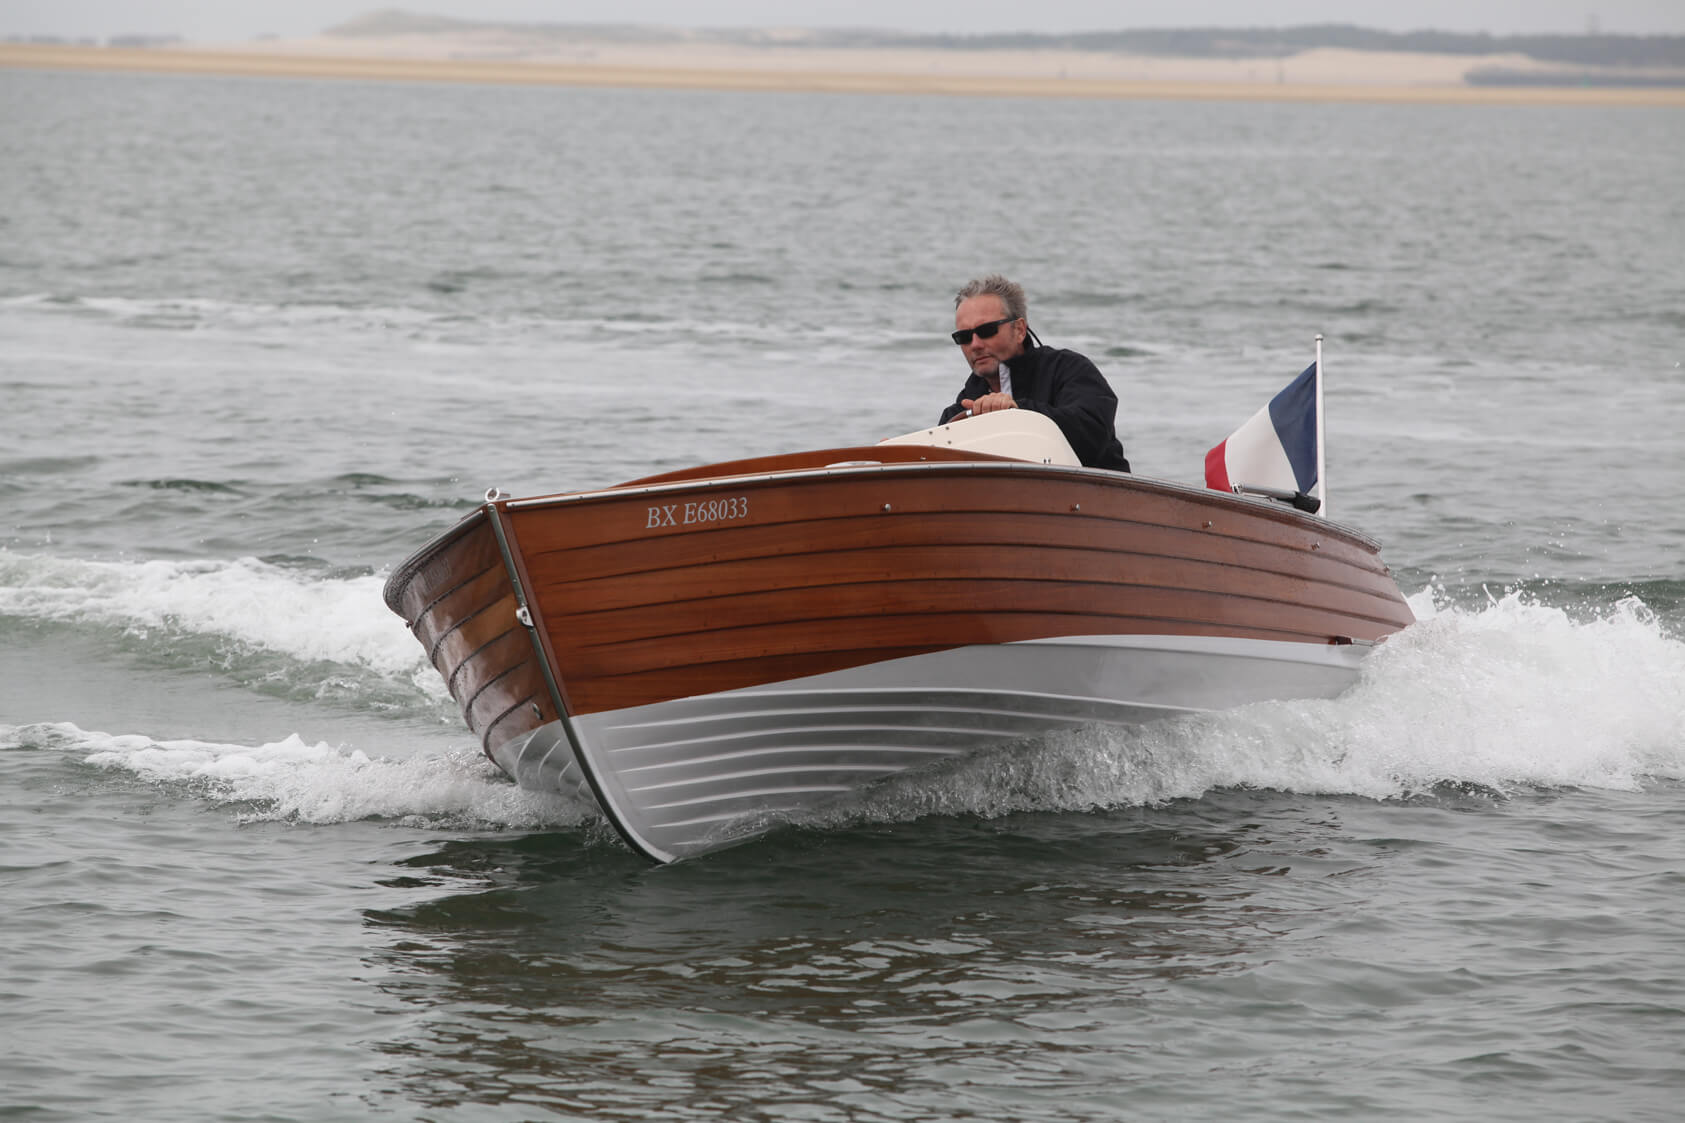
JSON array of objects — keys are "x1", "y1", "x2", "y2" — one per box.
[
  {"x1": 317, "y1": 11, "x2": 1685, "y2": 69},
  {"x1": 4, "y1": 11, "x2": 1683, "y2": 105}
]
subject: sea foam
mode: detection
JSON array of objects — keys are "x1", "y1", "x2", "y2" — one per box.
[
  {"x1": 819, "y1": 587, "x2": 1685, "y2": 827},
  {"x1": 8, "y1": 569, "x2": 1682, "y2": 834},
  {"x1": 7, "y1": 722, "x2": 589, "y2": 830},
  {"x1": 0, "y1": 551, "x2": 432, "y2": 690}
]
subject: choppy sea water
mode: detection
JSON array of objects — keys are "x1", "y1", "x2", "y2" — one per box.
[{"x1": 2, "y1": 68, "x2": 1683, "y2": 1121}]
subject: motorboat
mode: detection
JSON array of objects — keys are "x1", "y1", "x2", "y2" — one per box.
[{"x1": 383, "y1": 410, "x2": 1413, "y2": 862}]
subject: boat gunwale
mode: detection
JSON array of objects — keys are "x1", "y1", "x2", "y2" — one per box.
[
  {"x1": 503, "y1": 458, "x2": 1387, "y2": 552},
  {"x1": 380, "y1": 505, "x2": 491, "y2": 615}
]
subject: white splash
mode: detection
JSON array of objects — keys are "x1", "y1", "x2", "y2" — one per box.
[
  {"x1": 0, "y1": 551, "x2": 431, "y2": 687},
  {"x1": 10, "y1": 721, "x2": 591, "y2": 830},
  {"x1": 824, "y1": 588, "x2": 1685, "y2": 825},
  {"x1": 9, "y1": 585, "x2": 1682, "y2": 835},
  {"x1": 1335, "y1": 589, "x2": 1684, "y2": 791}
]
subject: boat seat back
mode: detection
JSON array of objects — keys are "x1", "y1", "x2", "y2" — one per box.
[{"x1": 878, "y1": 409, "x2": 1080, "y2": 466}]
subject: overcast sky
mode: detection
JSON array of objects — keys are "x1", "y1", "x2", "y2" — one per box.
[{"x1": 5, "y1": 1, "x2": 1683, "y2": 41}]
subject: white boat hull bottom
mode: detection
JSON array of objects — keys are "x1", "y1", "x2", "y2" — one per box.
[{"x1": 489, "y1": 634, "x2": 1371, "y2": 863}]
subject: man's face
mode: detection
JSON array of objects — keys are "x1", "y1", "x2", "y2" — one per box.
[{"x1": 954, "y1": 294, "x2": 1027, "y2": 384}]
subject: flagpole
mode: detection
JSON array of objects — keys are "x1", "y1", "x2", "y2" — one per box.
[{"x1": 1314, "y1": 333, "x2": 1327, "y2": 519}]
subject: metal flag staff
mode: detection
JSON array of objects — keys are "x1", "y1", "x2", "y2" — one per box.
[{"x1": 1315, "y1": 332, "x2": 1327, "y2": 520}]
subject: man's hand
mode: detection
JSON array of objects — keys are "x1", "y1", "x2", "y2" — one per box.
[{"x1": 961, "y1": 393, "x2": 1017, "y2": 416}]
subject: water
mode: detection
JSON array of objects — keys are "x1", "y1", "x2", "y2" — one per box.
[{"x1": 2, "y1": 67, "x2": 1683, "y2": 1121}]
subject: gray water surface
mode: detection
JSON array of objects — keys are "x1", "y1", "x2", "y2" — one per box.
[{"x1": 2, "y1": 69, "x2": 1683, "y2": 1122}]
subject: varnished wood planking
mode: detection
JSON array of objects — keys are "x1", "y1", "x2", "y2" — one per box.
[
  {"x1": 546, "y1": 596, "x2": 1387, "y2": 683},
  {"x1": 514, "y1": 506, "x2": 1391, "y2": 590},
  {"x1": 500, "y1": 469, "x2": 1413, "y2": 715},
  {"x1": 464, "y1": 640, "x2": 542, "y2": 733},
  {"x1": 385, "y1": 511, "x2": 498, "y2": 620},
  {"x1": 506, "y1": 475, "x2": 1407, "y2": 625},
  {"x1": 383, "y1": 512, "x2": 552, "y2": 759},
  {"x1": 416, "y1": 565, "x2": 513, "y2": 661},
  {"x1": 507, "y1": 487, "x2": 1394, "y2": 606},
  {"x1": 482, "y1": 682, "x2": 551, "y2": 749},
  {"x1": 387, "y1": 460, "x2": 1414, "y2": 729},
  {"x1": 540, "y1": 570, "x2": 1403, "y2": 656},
  {"x1": 429, "y1": 591, "x2": 521, "y2": 684},
  {"x1": 566, "y1": 606, "x2": 1371, "y2": 714},
  {"x1": 522, "y1": 535, "x2": 1406, "y2": 627},
  {"x1": 440, "y1": 606, "x2": 525, "y2": 695},
  {"x1": 527, "y1": 556, "x2": 1409, "y2": 667},
  {"x1": 507, "y1": 473, "x2": 1393, "y2": 591},
  {"x1": 516, "y1": 463, "x2": 1387, "y2": 556}
]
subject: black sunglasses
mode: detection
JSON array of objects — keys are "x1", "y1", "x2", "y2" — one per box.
[{"x1": 951, "y1": 317, "x2": 1018, "y2": 345}]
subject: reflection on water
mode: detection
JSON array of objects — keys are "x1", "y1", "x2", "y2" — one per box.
[{"x1": 361, "y1": 794, "x2": 1362, "y2": 1118}]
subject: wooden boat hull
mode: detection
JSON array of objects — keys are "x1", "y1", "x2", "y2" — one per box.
[{"x1": 384, "y1": 446, "x2": 1414, "y2": 862}]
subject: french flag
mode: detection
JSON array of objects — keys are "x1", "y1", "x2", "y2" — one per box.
[{"x1": 1204, "y1": 362, "x2": 1320, "y2": 501}]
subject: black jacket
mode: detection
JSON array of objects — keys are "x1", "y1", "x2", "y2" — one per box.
[{"x1": 940, "y1": 342, "x2": 1130, "y2": 472}]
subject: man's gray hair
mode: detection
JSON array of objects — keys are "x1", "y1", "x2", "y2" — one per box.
[{"x1": 955, "y1": 274, "x2": 1027, "y2": 323}]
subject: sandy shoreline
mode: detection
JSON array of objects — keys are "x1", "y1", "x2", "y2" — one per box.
[{"x1": 3, "y1": 41, "x2": 1682, "y2": 106}]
